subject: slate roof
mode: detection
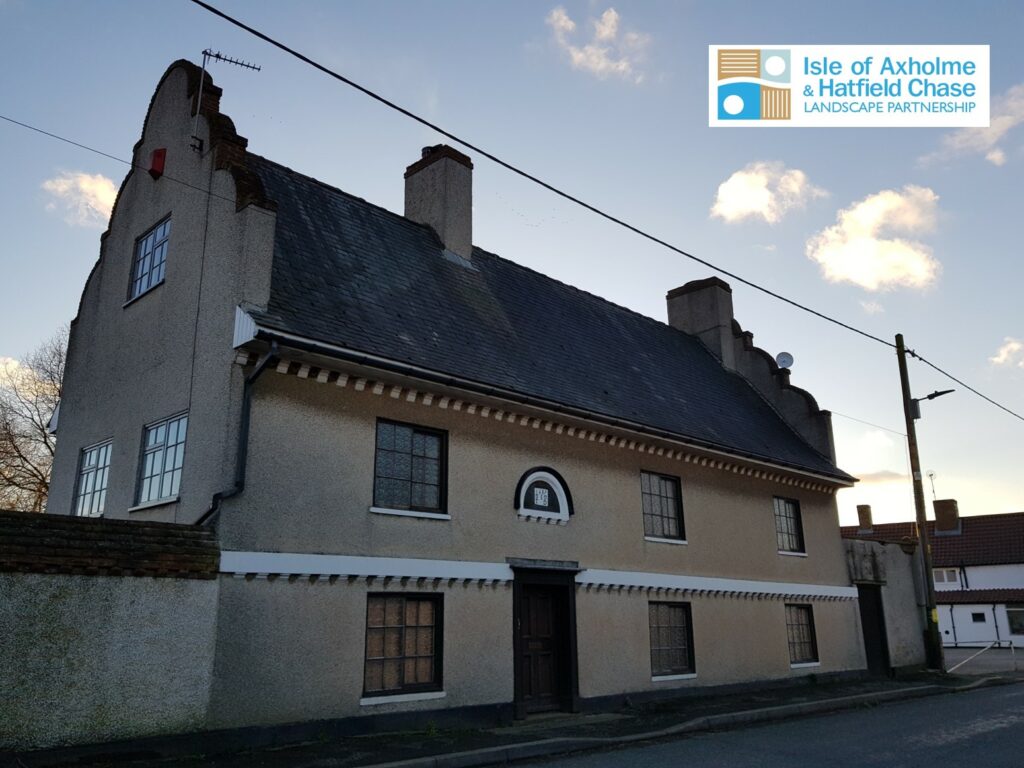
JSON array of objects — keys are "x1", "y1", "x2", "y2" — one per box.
[
  {"x1": 841, "y1": 512, "x2": 1024, "y2": 567},
  {"x1": 245, "y1": 154, "x2": 849, "y2": 481}
]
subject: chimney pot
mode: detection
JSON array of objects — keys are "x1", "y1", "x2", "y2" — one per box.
[
  {"x1": 666, "y1": 277, "x2": 736, "y2": 369},
  {"x1": 404, "y1": 144, "x2": 473, "y2": 260},
  {"x1": 857, "y1": 504, "x2": 873, "y2": 532}
]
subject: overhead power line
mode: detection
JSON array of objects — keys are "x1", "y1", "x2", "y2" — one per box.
[
  {"x1": 186, "y1": 0, "x2": 892, "y2": 348},
  {"x1": 186, "y1": 0, "x2": 1024, "y2": 426},
  {"x1": 0, "y1": 113, "x2": 239, "y2": 207},
  {"x1": 909, "y1": 350, "x2": 1024, "y2": 423}
]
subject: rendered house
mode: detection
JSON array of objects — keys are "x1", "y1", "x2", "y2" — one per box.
[
  {"x1": 48, "y1": 60, "x2": 867, "y2": 730},
  {"x1": 843, "y1": 503, "x2": 1024, "y2": 649}
]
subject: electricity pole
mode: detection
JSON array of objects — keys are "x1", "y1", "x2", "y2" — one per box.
[{"x1": 895, "y1": 333, "x2": 945, "y2": 671}]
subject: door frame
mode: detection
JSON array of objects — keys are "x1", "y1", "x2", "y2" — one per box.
[{"x1": 511, "y1": 565, "x2": 580, "y2": 718}]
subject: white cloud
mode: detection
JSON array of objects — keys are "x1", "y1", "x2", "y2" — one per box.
[
  {"x1": 990, "y1": 337, "x2": 1024, "y2": 368},
  {"x1": 42, "y1": 171, "x2": 116, "y2": 228},
  {"x1": 710, "y1": 162, "x2": 826, "y2": 225},
  {"x1": 921, "y1": 83, "x2": 1024, "y2": 166},
  {"x1": 860, "y1": 300, "x2": 885, "y2": 315},
  {"x1": 546, "y1": 7, "x2": 650, "y2": 84},
  {"x1": 805, "y1": 185, "x2": 941, "y2": 291}
]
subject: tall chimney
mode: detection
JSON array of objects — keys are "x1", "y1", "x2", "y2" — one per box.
[
  {"x1": 404, "y1": 144, "x2": 473, "y2": 260},
  {"x1": 933, "y1": 499, "x2": 961, "y2": 534},
  {"x1": 666, "y1": 277, "x2": 736, "y2": 369},
  {"x1": 857, "y1": 504, "x2": 873, "y2": 532}
]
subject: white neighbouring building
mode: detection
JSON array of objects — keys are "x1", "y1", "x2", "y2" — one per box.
[{"x1": 843, "y1": 502, "x2": 1024, "y2": 648}]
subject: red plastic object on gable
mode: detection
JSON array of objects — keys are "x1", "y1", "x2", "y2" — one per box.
[{"x1": 149, "y1": 148, "x2": 166, "y2": 180}]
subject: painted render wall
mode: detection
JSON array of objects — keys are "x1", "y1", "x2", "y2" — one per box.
[
  {"x1": 220, "y1": 372, "x2": 851, "y2": 590},
  {"x1": 0, "y1": 573, "x2": 218, "y2": 750},
  {"x1": 48, "y1": 63, "x2": 275, "y2": 524},
  {"x1": 208, "y1": 576, "x2": 513, "y2": 729},
  {"x1": 209, "y1": 576, "x2": 861, "y2": 728},
  {"x1": 940, "y1": 604, "x2": 1024, "y2": 648}
]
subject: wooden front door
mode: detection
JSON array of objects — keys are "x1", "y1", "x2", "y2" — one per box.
[{"x1": 514, "y1": 573, "x2": 576, "y2": 716}]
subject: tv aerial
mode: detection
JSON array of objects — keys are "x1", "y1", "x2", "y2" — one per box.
[
  {"x1": 191, "y1": 49, "x2": 262, "y2": 152},
  {"x1": 775, "y1": 351, "x2": 794, "y2": 369}
]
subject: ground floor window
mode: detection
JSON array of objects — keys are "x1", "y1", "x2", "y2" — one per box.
[
  {"x1": 364, "y1": 594, "x2": 442, "y2": 696},
  {"x1": 785, "y1": 604, "x2": 818, "y2": 664},
  {"x1": 648, "y1": 601, "x2": 695, "y2": 676},
  {"x1": 1008, "y1": 606, "x2": 1024, "y2": 635}
]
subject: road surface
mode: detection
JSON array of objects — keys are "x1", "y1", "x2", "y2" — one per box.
[{"x1": 527, "y1": 683, "x2": 1024, "y2": 767}]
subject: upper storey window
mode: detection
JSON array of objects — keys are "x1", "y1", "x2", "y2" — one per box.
[
  {"x1": 128, "y1": 217, "x2": 171, "y2": 300},
  {"x1": 774, "y1": 496, "x2": 805, "y2": 554},
  {"x1": 137, "y1": 413, "x2": 188, "y2": 505},
  {"x1": 373, "y1": 420, "x2": 447, "y2": 515}
]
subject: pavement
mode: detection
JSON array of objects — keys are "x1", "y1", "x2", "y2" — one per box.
[
  {"x1": 12, "y1": 672, "x2": 1022, "y2": 768},
  {"x1": 944, "y1": 646, "x2": 1022, "y2": 675}
]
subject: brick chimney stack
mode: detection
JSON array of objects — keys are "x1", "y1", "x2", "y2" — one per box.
[
  {"x1": 933, "y1": 499, "x2": 961, "y2": 534},
  {"x1": 404, "y1": 145, "x2": 474, "y2": 261},
  {"x1": 665, "y1": 277, "x2": 736, "y2": 370},
  {"x1": 857, "y1": 504, "x2": 873, "y2": 532}
]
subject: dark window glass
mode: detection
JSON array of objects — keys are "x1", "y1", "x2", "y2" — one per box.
[
  {"x1": 648, "y1": 602, "x2": 695, "y2": 676},
  {"x1": 364, "y1": 594, "x2": 442, "y2": 696},
  {"x1": 129, "y1": 218, "x2": 171, "y2": 300},
  {"x1": 374, "y1": 420, "x2": 446, "y2": 512},
  {"x1": 1007, "y1": 608, "x2": 1024, "y2": 635},
  {"x1": 785, "y1": 604, "x2": 818, "y2": 664},
  {"x1": 137, "y1": 413, "x2": 187, "y2": 504},
  {"x1": 774, "y1": 497, "x2": 805, "y2": 553},
  {"x1": 74, "y1": 441, "x2": 112, "y2": 517},
  {"x1": 971, "y1": 612, "x2": 986, "y2": 623},
  {"x1": 641, "y1": 471, "x2": 685, "y2": 539}
]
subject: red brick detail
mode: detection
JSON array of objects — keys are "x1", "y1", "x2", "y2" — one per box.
[{"x1": 0, "y1": 510, "x2": 218, "y2": 580}]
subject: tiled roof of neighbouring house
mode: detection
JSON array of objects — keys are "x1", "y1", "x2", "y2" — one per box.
[
  {"x1": 245, "y1": 154, "x2": 851, "y2": 481},
  {"x1": 841, "y1": 512, "x2": 1024, "y2": 567},
  {"x1": 935, "y1": 589, "x2": 1024, "y2": 605}
]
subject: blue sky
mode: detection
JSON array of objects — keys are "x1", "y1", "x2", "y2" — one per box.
[{"x1": 0, "y1": 1, "x2": 1021, "y2": 524}]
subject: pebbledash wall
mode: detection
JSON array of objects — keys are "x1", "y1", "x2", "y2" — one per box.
[
  {"x1": 202, "y1": 371, "x2": 865, "y2": 729},
  {"x1": 0, "y1": 511, "x2": 219, "y2": 750}
]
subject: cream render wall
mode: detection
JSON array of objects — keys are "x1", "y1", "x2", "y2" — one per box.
[
  {"x1": 48, "y1": 64, "x2": 276, "y2": 524},
  {"x1": 222, "y1": 372, "x2": 850, "y2": 590},
  {"x1": 209, "y1": 576, "x2": 513, "y2": 728}
]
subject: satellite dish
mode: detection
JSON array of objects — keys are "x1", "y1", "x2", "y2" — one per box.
[{"x1": 775, "y1": 352, "x2": 794, "y2": 369}]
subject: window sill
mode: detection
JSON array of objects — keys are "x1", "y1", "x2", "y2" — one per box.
[
  {"x1": 122, "y1": 279, "x2": 165, "y2": 308},
  {"x1": 518, "y1": 512, "x2": 569, "y2": 525},
  {"x1": 778, "y1": 550, "x2": 808, "y2": 558},
  {"x1": 652, "y1": 672, "x2": 697, "y2": 682},
  {"x1": 128, "y1": 496, "x2": 179, "y2": 513},
  {"x1": 369, "y1": 506, "x2": 451, "y2": 521},
  {"x1": 645, "y1": 536, "x2": 688, "y2": 546},
  {"x1": 790, "y1": 661, "x2": 820, "y2": 669},
  {"x1": 359, "y1": 690, "x2": 446, "y2": 706}
]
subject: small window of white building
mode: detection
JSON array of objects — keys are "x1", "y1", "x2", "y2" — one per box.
[
  {"x1": 514, "y1": 467, "x2": 573, "y2": 523},
  {"x1": 128, "y1": 217, "x2": 171, "y2": 300}
]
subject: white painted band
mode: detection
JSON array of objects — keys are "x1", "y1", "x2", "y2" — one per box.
[{"x1": 219, "y1": 552, "x2": 856, "y2": 599}]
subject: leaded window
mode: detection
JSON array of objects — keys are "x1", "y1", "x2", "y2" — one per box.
[
  {"x1": 137, "y1": 413, "x2": 187, "y2": 504},
  {"x1": 774, "y1": 496, "x2": 805, "y2": 553},
  {"x1": 648, "y1": 601, "x2": 695, "y2": 676},
  {"x1": 641, "y1": 471, "x2": 685, "y2": 539},
  {"x1": 74, "y1": 441, "x2": 112, "y2": 517},
  {"x1": 129, "y1": 217, "x2": 171, "y2": 300},
  {"x1": 785, "y1": 604, "x2": 818, "y2": 664},
  {"x1": 373, "y1": 420, "x2": 446, "y2": 513},
  {"x1": 363, "y1": 594, "x2": 442, "y2": 696}
]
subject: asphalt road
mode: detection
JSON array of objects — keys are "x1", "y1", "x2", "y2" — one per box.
[{"x1": 527, "y1": 683, "x2": 1024, "y2": 768}]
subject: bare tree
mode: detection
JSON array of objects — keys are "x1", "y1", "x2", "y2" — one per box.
[{"x1": 0, "y1": 327, "x2": 67, "y2": 512}]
